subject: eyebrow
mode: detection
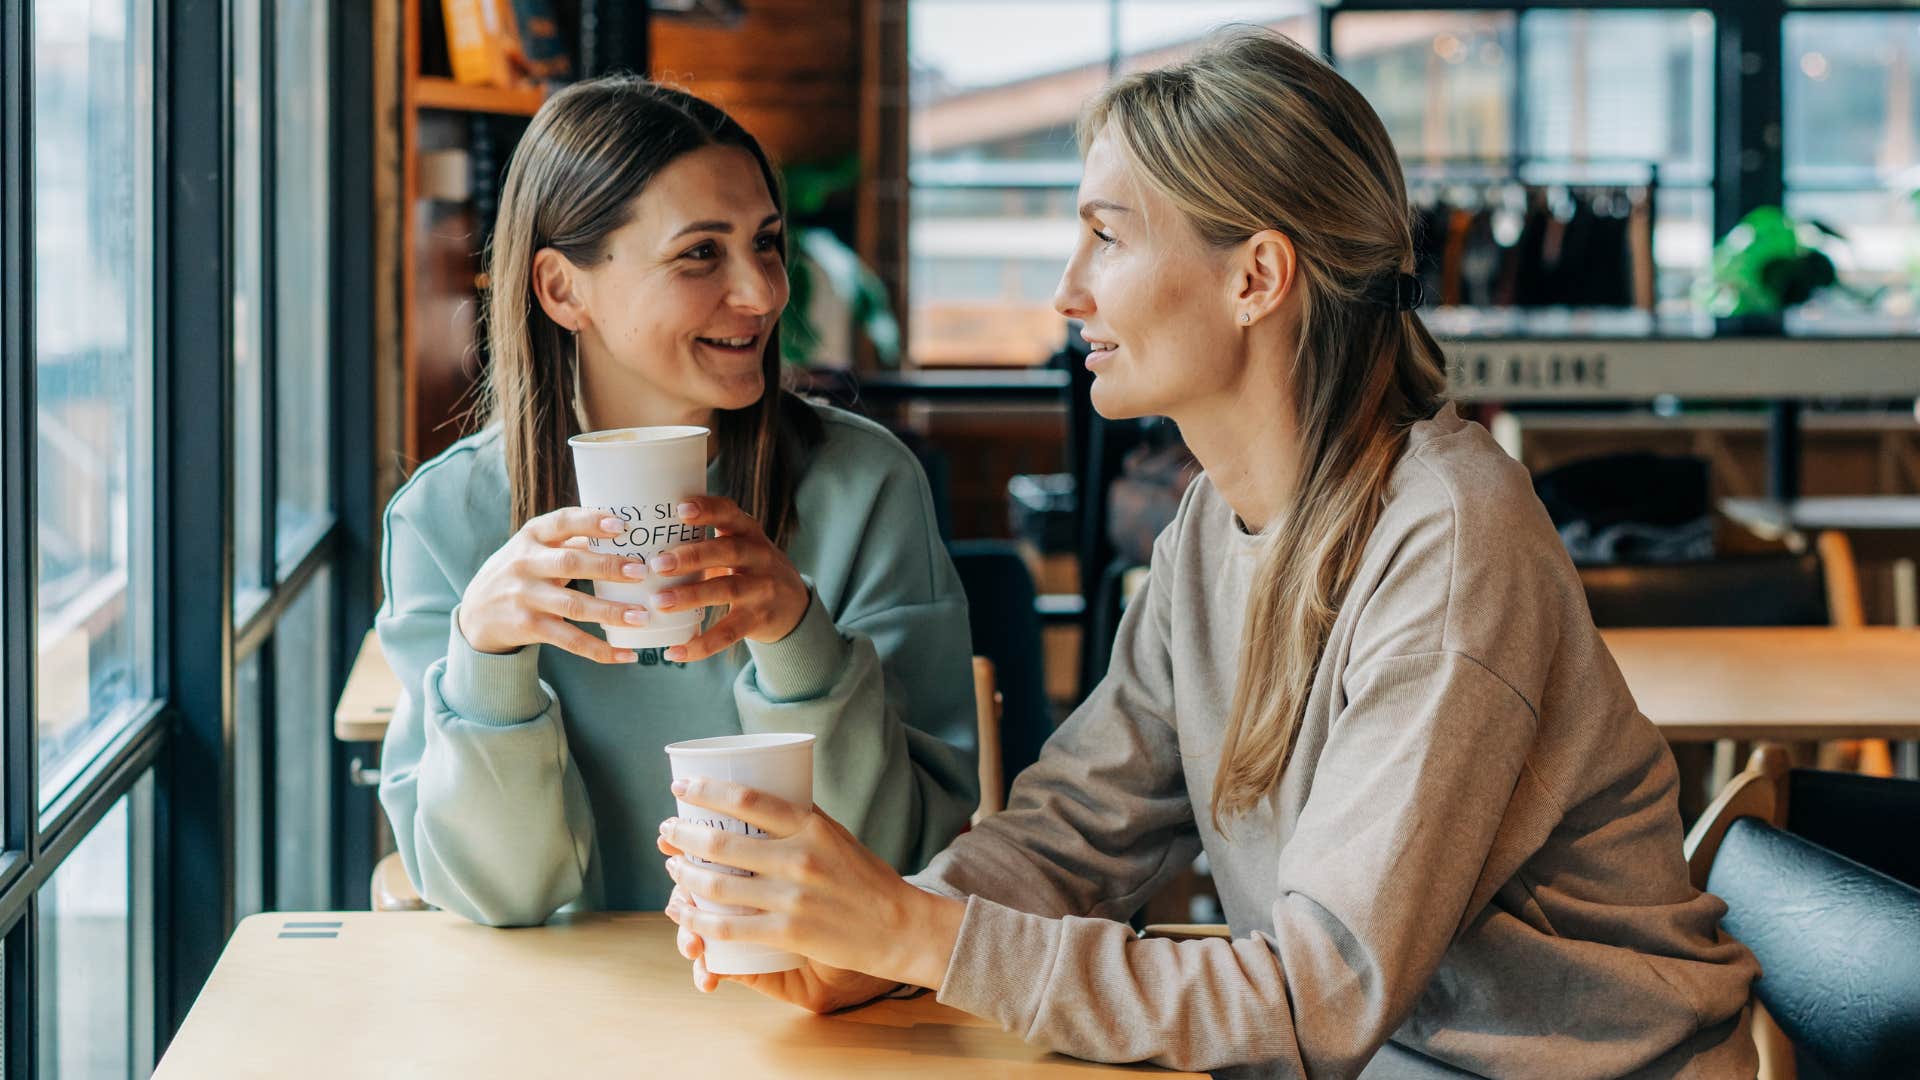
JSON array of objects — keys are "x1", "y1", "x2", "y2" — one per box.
[
  {"x1": 1078, "y1": 199, "x2": 1132, "y2": 220},
  {"x1": 671, "y1": 212, "x2": 784, "y2": 241}
]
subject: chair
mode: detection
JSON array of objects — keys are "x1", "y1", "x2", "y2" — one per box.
[
  {"x1": 374, "y1": 652, "x2": 1009, "y2": 911},
  {"x1": 948, "y1": 541, "x2": 1052, "y2": 812},
  {"x1": 1576, "y1": 534, "x2": 1856, "y2": 631},
  {"x1": 1686, "y1": 746, "x2": 1920, "y2": 1078}
]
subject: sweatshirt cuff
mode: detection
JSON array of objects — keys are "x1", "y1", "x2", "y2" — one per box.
[
  {"x1": 933, "y1": 895, "x2": 1059, "y2": 1035},
  {"x1": 744, "y1": 590, "x2": 851, "y2": 703},
  {"x1": 438, "y1": 605, "x2": 549, "y2": 727}
]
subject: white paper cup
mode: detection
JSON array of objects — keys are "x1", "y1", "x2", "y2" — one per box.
[
  {"x1": 665, "y1": 733, "x2": 815, "y2": 975},
  {"x1": 568, "y1": 425, "x2": 709, "y2": 650}
]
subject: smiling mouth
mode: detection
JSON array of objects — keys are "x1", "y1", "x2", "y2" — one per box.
[
  {"x1": 696, "y1": 335, "x2": 760, "y2": 352},
  {"x1": 1085, "y1": 338, "x2": 1118, "y2": 356}
]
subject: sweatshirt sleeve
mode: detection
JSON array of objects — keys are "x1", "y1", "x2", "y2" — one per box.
[
  {"x1": 375, "y1": 491, "x2": 597, "y2": 928},
  {"x1": 732, "y1": 438, "x2": 979, "y2": 874},
  {"x1": 907, "y1": 513, "x2": 1201, "y2": 920},
  {"x1": 929, "y1": 651, "x2": 1539, "y2": 1076}
]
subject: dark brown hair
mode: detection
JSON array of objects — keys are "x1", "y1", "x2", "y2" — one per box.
[{"x1": 483, "y1": 75, "x2": 823, "y2": 544}]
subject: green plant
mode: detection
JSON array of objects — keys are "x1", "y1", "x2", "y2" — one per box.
[
  {"x1": 777, "y1": 157, "x2": 902, "y2": 367},
  {"x1": 1695, "y1": 206, "x2": 1875, "y2": 317}
]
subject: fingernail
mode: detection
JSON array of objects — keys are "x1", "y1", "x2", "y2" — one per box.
[
  {"x1": 615, "y1": 650, "x2": 639, "y2": 663},
  {"x1": 654, "y1": 591, "x2": 676, "y2": 609},
  {"x1": 624, "y1": 607, "x2": 649, "y2": 625},
  {"x1": 676, "y1": 502, "x2": 699, "y2": 519},
  {"x1": 664, "y1": 646, "x2": 688, "y2": 662},
  {"x1": 670, "y1": 779, "x2": 689, "y2": 796},
  {"x1": 600, "y1": 517, "x2": 622, "y2": 532},
  {"x1": 622, "y1": 561, "x2": 647, "y2": 579},
  {"x1": 659, "y1": 817, "x2": 675, "y2": 833},
  {"x1": 650, "y1": 552, "x2": 678, "y2": 573}
]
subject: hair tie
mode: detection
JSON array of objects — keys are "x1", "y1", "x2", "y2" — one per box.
[{"x1": 1366, "y1": 271, "x2": 1425, "y2": 312}]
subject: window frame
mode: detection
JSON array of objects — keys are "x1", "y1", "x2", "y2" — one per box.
[{"x1": 0, "y1": 0, "x2": 378, "y2": 1072}]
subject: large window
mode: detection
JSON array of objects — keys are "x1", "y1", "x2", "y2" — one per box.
[
  {"x1": 904, "y1": 2, "x2": 1732, "y2": 363},
  {"x1": 2, "y1": 0, "x2": 365, "y2": 1072},
  {"x1": 907, "y1": 1, "x2": 1322, "y2": 366},
  {"x1": 232, "y1": 0, "x2": 341, "y2": 922},
  {"x1": 1785, "y1": 9, "x2": 1920, "y2": 320},
  {"x1": 33, "y1": 0, "x2": 156, "y2": 807},
  {"x1": 1335, "y1": 8, "x2": 1714, "y2": 316}
]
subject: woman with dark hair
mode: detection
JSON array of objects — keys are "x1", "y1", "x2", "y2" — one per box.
[
  {"x1": 377, "y1": 76, "x2": 978, "y2": 927},
  {"x1": 658, "y1": 31, "x2": 1758, "y2": 1078}
]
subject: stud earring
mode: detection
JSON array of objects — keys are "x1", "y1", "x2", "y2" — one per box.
[{"x1": 1239, "y1": 312, "x2": 1250, "y2": 324}]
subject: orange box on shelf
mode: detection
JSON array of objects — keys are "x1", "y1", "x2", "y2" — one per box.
[{"x1": 441, "y1": 0, "x2": 518, "y2": 87}]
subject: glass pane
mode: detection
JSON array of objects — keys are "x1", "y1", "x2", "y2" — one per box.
[
  {"x1": 34, "y1": 0, "x2": 156, "y2": 802},
  {"x1": 1117, "y1": 2, "x2": 1318, "y2": 70},
  {"x1": 274, "y1": 567, "x2": 334, "y2": 909},
  {"x1": 235, "y1": 649, "x2": 266, "y2": 919},
  {"x1": 39, "y1": 796, "x2": 131, "y2": 1080},
  {"x1": 1785, "y1": 189, "x2": 1920, "y2": 327},
  {"x1": 233, "y1": 0, "x2": 267, "y2": 610},
  {"x1": 1521, "y1": 10, "x2": 1713, "y2": 186},
  {"x1": 908, "y1": 1, "x2": 1106, "y2": 366},
  {"x1": 1786, "y1": 13, "x2": 1920, "y2": 189},
  {"x1": 274, "y1": 0, "x2": 332, "y2": 567},
  {"x1": 1335, "y1": 12, "x2": 1516, "y2": 164}
]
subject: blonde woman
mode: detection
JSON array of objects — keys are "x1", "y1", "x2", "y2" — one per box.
[
  {"x1": 377, "y1": 76, "x2": 978, "y2": 927},
  {"x1": 658, "y1": 30, "x2": 1759, "y2": 1078}
]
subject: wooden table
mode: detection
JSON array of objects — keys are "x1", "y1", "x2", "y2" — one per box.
[
  {"x1": 336, "y1": 629, "x2": 401, "y2": 743},
  {"x1": 1720, "y1": 496, "x2": 1920, "y2": 561},
  {"x1": 1601, "y1": 626, "x2": 1920, "y2": 742},
  {"x1": 155, "y1": 912, "x2": 1195, "y2": 1078}
]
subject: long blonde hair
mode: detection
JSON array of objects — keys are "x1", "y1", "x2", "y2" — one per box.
[
  {"x1": 482, "y1": 76, "x2": 822, "y2": 542},
  {"x1": 1084, "y1": 30, "x2": 1448, "y2": 831}
]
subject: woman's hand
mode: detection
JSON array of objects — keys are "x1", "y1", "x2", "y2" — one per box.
[
  {"x1": 645, "y1": 495, "x2": 812, "y2": 663},
  {"x1": 458, "y1": 507, "x2": 653, "y2": 663},
  {"x1": 664, "y1": 885, "x2": 902, "y2": 1012},
  {"x1": 656, "y1": 777, "x2": 966, "y2": 994}
]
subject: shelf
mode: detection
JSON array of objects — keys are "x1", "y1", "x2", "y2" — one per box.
[{"x1": 412, "y1": 77, "x2": 546, "y2": 116}]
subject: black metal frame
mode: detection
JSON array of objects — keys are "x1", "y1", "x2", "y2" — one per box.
[{"x1": 330, "y1": 0, "x2": 379, "y2": 914}]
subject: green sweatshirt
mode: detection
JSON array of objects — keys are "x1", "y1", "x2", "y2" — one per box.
[{"x1": 377, "y1": 404, "x2": 979, "y2": 926}]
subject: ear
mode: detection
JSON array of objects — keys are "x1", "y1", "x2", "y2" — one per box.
[
  {"x1": 531, "y1": 247, "x2": 591, "y2": 332},
  {"x1": 1231, "y1": 229, "x2": 1297, "y2": 327}
]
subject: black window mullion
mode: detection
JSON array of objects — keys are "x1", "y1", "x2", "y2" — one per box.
[
  {"x1": 155, "y1": 0, "x2": 236, "y2": 1049},
  {"x1": 249, "y1": 0, "x2": 279, "y2": 915},
  {"x1": 7, "y1": 904, "x2": 32, "y2": 1080},
  {"x1": 329, "y1": 0, "x2": 379, "y2": 912},
  {"x1": 1, "y1": 0, "x2": 39, "y2": 881},
  {"x1": 259, "y1": 0, "x2": 279, "y2": 590}
]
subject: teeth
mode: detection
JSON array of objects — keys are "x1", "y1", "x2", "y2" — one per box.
[{"x1": 702, "y1": 336, "x2": 756, "y2": 348}]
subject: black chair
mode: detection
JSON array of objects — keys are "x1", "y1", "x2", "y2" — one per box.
[
  {"x1": 1710, "y1": 821, "x2": 1920, "y2": 1079},
  {"x1": 1578, "y1": 553, "x2": 1833, "y2": 629},
  {"x1": 1686, "y1": 748, "x2": 1920, "y2": 1078},
  {"x1": 947, "y1": 540, "x2": 1051, "y2": 811}
]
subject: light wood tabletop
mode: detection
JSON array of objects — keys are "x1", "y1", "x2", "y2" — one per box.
[
  {"x1": 1601, "y1": 626, "x2": 1920, "y2": 742},
  {"x1": 335, "y1": 628, "x2": 401, "y2": 743},
  {"x1": 155, "y1": 911, "x2": 1197, "y2": 1079}
]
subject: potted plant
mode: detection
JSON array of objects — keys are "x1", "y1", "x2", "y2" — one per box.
[
  {"x1": 778, "y1": 156, "x2": 902, "y2": 368},
  {"x1": 1695, "y1": 205, "x2": 1875, "y2": 318}
]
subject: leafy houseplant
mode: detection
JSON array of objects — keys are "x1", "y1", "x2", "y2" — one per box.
[
  {"x1": 1696, "y1": 206, "x2": 1873, "y2": 317},
  {"x1": 778, "y1": 157, "x2": 902, "y2": 367}
]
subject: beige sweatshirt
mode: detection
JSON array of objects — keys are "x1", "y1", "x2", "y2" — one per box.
[{"x1": 909, "y1": 404, "x2": 1759, "y2": 1078}]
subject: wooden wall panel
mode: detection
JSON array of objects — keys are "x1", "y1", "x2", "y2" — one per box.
[{"x1": 650, "y1": 0, "x2": 864, "y2": 166}]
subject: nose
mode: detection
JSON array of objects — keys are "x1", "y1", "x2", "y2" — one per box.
[
  {"x1": 1053, "y1": 245, "x2": 1094, "y2": 320},
  {"x1": 729, "y1": 250, "x2": 784, "y2": 318}
]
